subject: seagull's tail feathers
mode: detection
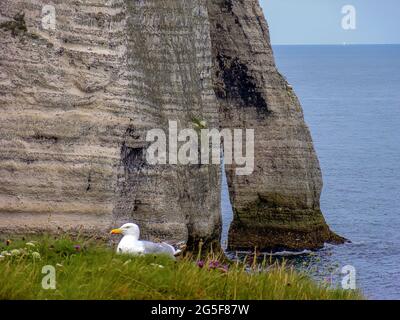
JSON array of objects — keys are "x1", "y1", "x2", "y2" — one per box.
[
  {"x1": 163, "y1": 241, "x2": 187, "y2": 257},
  {"x1": 174, "y1": 242, "x2": 187, "y2": 257}
]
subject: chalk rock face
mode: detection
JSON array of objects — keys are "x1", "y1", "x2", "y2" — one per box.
[
  {"x1": 0, "y1": 0, "x2": 221, "y2": 245},
  {"x1": 208, "y1": 0, "x2": 343, "y2": 251},
  {"x1": 0, "y1": 0, "x2": 341, "y2": 251}
]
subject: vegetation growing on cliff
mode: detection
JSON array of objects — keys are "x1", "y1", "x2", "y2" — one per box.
[
  {"x1": 0, "y1": 236, "x2": 362, "y2": 300},
  {"x1": 0, "y1": 12, "x2": 27, "y2": 36}
]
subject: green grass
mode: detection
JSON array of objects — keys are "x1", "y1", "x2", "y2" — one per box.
[{"x1": 0, "y1": 236, "x2": 362, "y2": 300}]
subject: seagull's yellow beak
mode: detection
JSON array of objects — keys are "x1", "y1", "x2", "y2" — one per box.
[{"x1": 110, "y1": 228, "x2": 122, "y2": 235}]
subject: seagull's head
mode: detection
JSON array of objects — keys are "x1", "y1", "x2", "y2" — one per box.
[{"x1": 110, "y1": 223, "x2": 140, "y2": 240}]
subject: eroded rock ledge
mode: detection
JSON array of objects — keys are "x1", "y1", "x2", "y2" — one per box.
[{"x1": 0, "y1": 0, "x2": 343, "y2": 251}]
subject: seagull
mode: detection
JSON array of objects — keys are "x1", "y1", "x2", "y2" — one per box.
[{"x1": 110, "y1": 223, "x2": 184, "y2": 257}]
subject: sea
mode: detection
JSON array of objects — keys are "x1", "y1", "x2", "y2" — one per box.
[{"x1": 221, "y1": 45, "x2": 400, "y2": 300}]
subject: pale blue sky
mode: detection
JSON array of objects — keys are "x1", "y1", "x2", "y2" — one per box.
[{"x1": 260, "y1": 0, "x2": 400, "y2": 45}]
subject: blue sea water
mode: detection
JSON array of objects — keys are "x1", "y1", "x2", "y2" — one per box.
[{"x1": 221, "y1": 45, "x2": 400, "y2": 300}]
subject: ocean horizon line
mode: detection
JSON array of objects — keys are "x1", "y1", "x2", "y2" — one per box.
[{"x1": 272, "y1": 43, "x2": 400, "y2": 46}]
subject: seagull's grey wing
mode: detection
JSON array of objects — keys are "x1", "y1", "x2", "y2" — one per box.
[{"x1": 141, "y1": 241, "x2": 175, "y2": 256}]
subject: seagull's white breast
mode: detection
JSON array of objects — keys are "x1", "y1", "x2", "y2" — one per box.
[{"x1": 117, "y1": 235, "x2": 144, "y2": 255}]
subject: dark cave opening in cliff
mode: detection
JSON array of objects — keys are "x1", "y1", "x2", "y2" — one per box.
[{"x1": 221, "y1": 163, "x2": 233, "y2": 250}]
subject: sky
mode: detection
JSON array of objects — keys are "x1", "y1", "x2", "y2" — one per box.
[{"x1": 260, "y1": 0, "x2": 400, "y2": 45}]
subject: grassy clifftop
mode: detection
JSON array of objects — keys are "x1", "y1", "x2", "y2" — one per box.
[{"x1": 0, "y1": 236, "x2": 362, "y2": 300}]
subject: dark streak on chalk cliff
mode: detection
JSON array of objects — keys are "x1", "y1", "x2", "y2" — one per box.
[
  {"x1": 120, "y1": 144, "x2": 146, "y2": 173},
  {"x1": 215, "y1": 53, "x2": 269, "y2": 114}
]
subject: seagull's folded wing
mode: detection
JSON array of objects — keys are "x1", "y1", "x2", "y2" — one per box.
[{"x1": 141, "y1": 241, "x2": 176, "y2": 256}]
